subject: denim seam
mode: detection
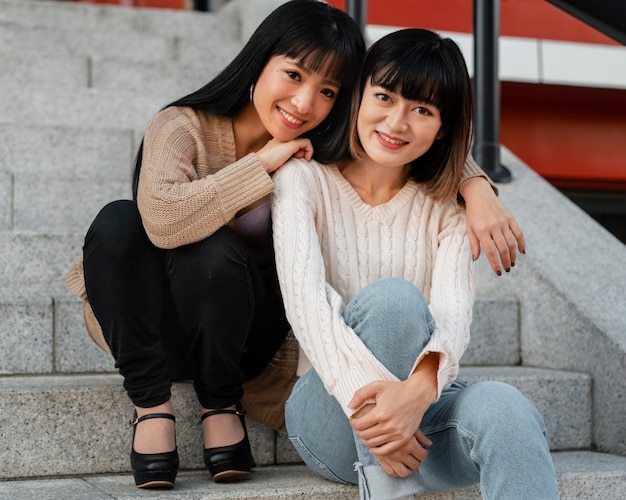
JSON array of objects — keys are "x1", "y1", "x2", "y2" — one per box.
[
  {"x1": 287, "y1": 435, "x2": 352, "y2": 485},
  {"x1": 423, "y1": 419, "x2": 484, "y2": 472}
]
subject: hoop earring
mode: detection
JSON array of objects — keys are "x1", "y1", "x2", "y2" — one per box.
[{"x1": 249, "y1": 84, "x2": 255, "y2": 102}]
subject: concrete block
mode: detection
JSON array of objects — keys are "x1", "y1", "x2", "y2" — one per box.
[
  {"x1": 0, "y1": 477, "x2": 113, "y2": 500},
  {"x1": 474, "y1": 148, "x2": 626, "y2": 457},
  {"x1": 86, "y1": 465, "x2": 358, "y2": 499},
  {"x1": 54, "y1": 296, "x2": 115, "y2": 374},
  {"x1": 0, "y1": 170, "x2": 10, "y2": 231},
  {"x1": 552, "y1": 451, "x2": 626, "y2": 500},
  {"x1": 220, "y1": 0, "x2": 285, "y2": 41},
  {"x1": 0, "y1": 233, "x2": 83, "y2": 296},
  {"x1": 138, "y1": 8, "x2": 239, "y2": 41},
  {"x1": 177, "y1": 36, "x2": 244, "y2": 66},
  {"x1": 463, "y1": 297, "x2": 520, "y2": 366},
  {"x1": 0, "y1": 375, "x2": 275, "y2": 478},
  {"x1": 92, "y1": 58, "x2": 218, "y2": 97},
  {"x1": 0, "y1": 24, "x2": 176, "y2": 63},
  {"x1": 0, "y1": 124, "x2": 134, "y2": 179},
  {"x1": 1, "y1": 452, "x2": 623, "y2": 499},
  {"x1": 0, "y1": 0, "x2": 239, "y2": 42},
  {"x1": 0, "y1": 297, "x2": 53, "y2": 375},
  {"x1": 0, "y1": 466, "x2": 333, "y2": 499},
  {"x1": 0, "y1": 53, "x2": 88, "y2": 88},
  {"x1": 0, "y1": 85, "x2": 172, "y2": 132},
  {"x1": 461, "y1": 366, "x2": 592, "y2": 450},
  {"x1": 14, "y1": 176, "x2": 131, "y2": 234},
  {"x1": 0, "y1": 0, "x2": 139, "y2": 33},
  {"x1": 276, "y1": 430, "x2": 302, "y2": 465}
]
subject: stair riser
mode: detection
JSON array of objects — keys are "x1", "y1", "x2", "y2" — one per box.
[
  {"x1": 0, "y1": 0, "x2": 238, "y2": 40},
  {"x1": 0, "y1": 366, "x2": 591, "y2": 479},
  {"x1": 0, "y1": 298, "x2": 520, "y2": 375}
]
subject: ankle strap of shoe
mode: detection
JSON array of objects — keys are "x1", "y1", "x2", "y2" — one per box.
[
  {"x1": 200, "y1": 406, "x2": 246, "y2": 423},
  {"x1": 130, "y1": 412, "x2": 176, "y2": 426}
]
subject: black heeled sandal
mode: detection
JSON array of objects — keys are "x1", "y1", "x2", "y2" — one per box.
[
  {"x1": 201, "y1": 403, "x2": 255, "y2": 482},
  {"x1": 130, "y1": 412, "x2": 179, "y2": 489}
]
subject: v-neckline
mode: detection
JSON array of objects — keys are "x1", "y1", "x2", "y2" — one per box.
[{"x1": 327, "y1": 164, "x2": 417, "y2": 220}]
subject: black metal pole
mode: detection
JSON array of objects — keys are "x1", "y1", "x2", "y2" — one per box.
[
  {"x1": 193, "y1": 0, "x2": 208, "y2": 11},
  {"x1": 473, "y1": 0, "x2": 511, "y2": 182},
  {"x1": 346, "y1": 0, "x2": 367, "y2": 34}
]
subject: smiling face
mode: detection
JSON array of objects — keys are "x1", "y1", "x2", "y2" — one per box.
[
  {"x1": 251, "y1": 55, "x2": 341, "y2": 142},
  {"x1": 356, "y1": 81, "x2": 444, "y2": 168}
]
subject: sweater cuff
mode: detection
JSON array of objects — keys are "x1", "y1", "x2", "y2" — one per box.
[
  {"x1": 215, "y1": 153, "x2": 275, "y2": 215},
  {"x1": 461, "y1": 153, "x2": 498, "y2": 188},
  {"x1": 410, "y1": 334, "x2": 458, "y2": 402},
  {"x1": 333, "y1": 360, "x2": 399, "y2": 417}
]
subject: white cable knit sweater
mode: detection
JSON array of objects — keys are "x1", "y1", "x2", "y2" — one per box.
[{"x1": 271, "y1": 159, "x2": 476, "y2": 417}]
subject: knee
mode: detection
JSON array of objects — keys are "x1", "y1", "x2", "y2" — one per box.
[
  {"x1": 461, "y1": 381, "x2": 546, "y2": 436},
  {"x1": 168, "y1": 226, "x2": 249, "y2": 280},
  {"x1": 361, "y1": 278, "x2": 431, "y2": 326},
  {"x1": 84, "y1": 200, "x2": 147, "y2": 260}
]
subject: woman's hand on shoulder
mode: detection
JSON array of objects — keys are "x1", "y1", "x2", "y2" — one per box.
[
  {"x1": 257, "y1": 137, "x2": 314, "y2": 174},
  {"x1": 460, "y1": 176, "x2": 526, "y2": 276}
]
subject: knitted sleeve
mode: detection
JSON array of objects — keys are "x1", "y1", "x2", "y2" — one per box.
[
  {"x1": 410, "y1": 204, "x2": 476, "y2": 399},
  {"x1": 137, "y1": 107, "x2": 274, "y2": 249},
  {"x1": 271, "y1": 160, "x2": 398, "y2": 417},
  {"x1": 458, "y1": 153, "x2": 498, "y2": 205}
]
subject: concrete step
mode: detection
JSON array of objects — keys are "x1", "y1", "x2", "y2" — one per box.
[
  {"x1": 0, "y1": 233, "x2": 83, "y2": 296},
  {"x1": 12, "y1": 176, "x2": 131, "y2": 234},
  {"x1": 0, "y1": 123, "x2": 135, "y2": 179},
  {"x1": 0, "y1": 295, "x2": 521, "y2": 377},
  {"x1": 0, "y1": 23, "x2": 177, "y2": 63},
  {"x1": 0, "y1": 366, "x2": 590, "y2": 479},
  {"x1": 0, "y1": 1, "x2": 240, "y2": 66},
  {"x1": 460, "y1": 366, "x2": 591, "y2": 451},
  {"x1": 0, "y1": 0, "x2": 237, "y2": 41},
  {"x1": 0, "y1": 53, "x2": 88, "y2": 88},
  {"x1": 1, "y1": 453, "x2": 625, "y2": 499},
  {"x1": 0, "y1": 50, "x2": 242, "y2": 94},
  {"x1": 92, "y1": 54, "x2": 241, "y2": 96},
  {"x1": 0, "y1": 84, "x2": 175, "y2": 133}
]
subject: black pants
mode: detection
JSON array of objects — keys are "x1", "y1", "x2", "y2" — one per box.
[{"x1": 83, "y1": 200, "x2": 290, "y2": 409}]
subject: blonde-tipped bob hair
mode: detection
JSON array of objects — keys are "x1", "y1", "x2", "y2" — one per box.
[{"x1": 348, "y1": 29, "x2": 474, "y2": 201}]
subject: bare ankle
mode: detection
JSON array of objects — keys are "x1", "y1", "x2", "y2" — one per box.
[
  {"x1": 132, "y1": 401, "x2": 176, "y2": 454},
  {"x1": 201, "y1": 405, "x2": 245, "y2": 449}
]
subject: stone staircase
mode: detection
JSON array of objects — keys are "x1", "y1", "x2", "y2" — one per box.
[{"x1": 1, "y1": 0, "x2": 625, "y2": 498}]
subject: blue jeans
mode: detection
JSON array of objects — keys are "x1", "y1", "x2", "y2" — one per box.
[{"x1": 285, "y1": 278, "x2": 559, "y2": 500}]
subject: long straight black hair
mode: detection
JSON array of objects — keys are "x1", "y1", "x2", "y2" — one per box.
[
  {"x1": 349, "y1": 28, "x2": 474, "y2": 201},
  {"x1": 131, "y1": 0, "x2": 365, "y2": 199}
]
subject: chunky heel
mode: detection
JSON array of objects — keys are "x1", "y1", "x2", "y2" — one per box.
[
  {"x1": 130, "y1": 412, "x2": 179, "y2": 489},
  {"x1": 202, "y1": 403, "x2": 255, "y2": 482}
]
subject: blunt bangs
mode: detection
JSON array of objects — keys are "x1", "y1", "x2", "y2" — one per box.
[
  {"x1": 365, "y1": 32, "x2": 468, "y2": 124},
  {"x1": 268, "y1": 4, "x2": 362, "y2": 89},
  {"x1": 276, "y1": 37, "x2": 360, "y2": 88}
]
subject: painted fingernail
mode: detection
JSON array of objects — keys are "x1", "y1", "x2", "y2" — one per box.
[
  {"x1": 497, "y1": 270, "x2": 502, "y2": 276},
  {"x1": 511, "y1": 262, "x2": 516, "y2": 267},
  {"x1": 505, "y1": 267, "x2": 511, "y2": 273}
]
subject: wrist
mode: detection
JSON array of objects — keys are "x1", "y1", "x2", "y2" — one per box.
[
  {"x1": 458, "y1": 176, "x2": 488, "y2": 200},
  {"x1": 407, "y1": 352, "x2": 440, "y2": 403}
]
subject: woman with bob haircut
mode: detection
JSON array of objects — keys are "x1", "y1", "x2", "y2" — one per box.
[
  {"x1": 66, "y1": 0, "x2": 525, "y2": 491},
  {"x1": 271, "y1": 28, "x2": 558, "y2": 499}
]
